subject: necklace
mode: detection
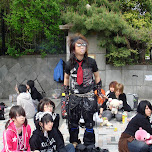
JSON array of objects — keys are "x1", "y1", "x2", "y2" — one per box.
[{"x1": 15, "y1": 125, "x2": 26, "y2": 151}]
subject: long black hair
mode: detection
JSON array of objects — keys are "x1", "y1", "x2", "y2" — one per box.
[
  {"x1": 68, "y1": 33, "x2": 89, "y2": 69},
  {"x1": 5, "y1": 105, "x2": 27, "y2": 129},
  {"x1": 137, "y1": 100, "x2": 152, "y2": 116}
]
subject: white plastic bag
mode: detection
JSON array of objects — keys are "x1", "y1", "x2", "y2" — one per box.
[{"x1": 93, "y1": 112, "x2": 103, "y2": 123}]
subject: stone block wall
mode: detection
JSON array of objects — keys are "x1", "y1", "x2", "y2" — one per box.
[
  {"x1": 66, "y1": 32, "x2": 152, "y2": 99},
  {"x1": 0, "y1": 55, "x2": 66, "y2": 99}
]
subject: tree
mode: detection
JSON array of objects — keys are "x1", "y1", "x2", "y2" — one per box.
[
  {"x1": 3, "y1": 0, "x2": 64, "y2": 57},
  {"x1": 0, "y1": 0, "x2": 10, "y2": 55},
  {"x1": 61, "y1": 0, "x2": 152, "y2": 66}
]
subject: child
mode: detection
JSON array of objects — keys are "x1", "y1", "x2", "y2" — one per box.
[
  {"x1": 17, "y1": 84, "x2": 36, "y2": 119},
  {"x1": 100, "y1": 83, "x2": 131, "y2": 121},
  {"x1": 2, "y1": 105, "x2": 31, "y2": 152},
  {"x1": 64, "y1": 33, "x2": 105, "y2": 147},
  {"x1": 26, "y1": 80, "x2": 43, "y2": 109},
  {"x1": 30, "y1": 112, "x2": 75, "y2": 152},
  {"x1": 105, "y1": 81, "x2": 118, "y2": 96},
  {"x1": 34, "y1": 98, "x2": 61, "y2": 137}
]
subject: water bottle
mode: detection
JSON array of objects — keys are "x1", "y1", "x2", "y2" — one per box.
[{"x1": 122, "y1": 111, "x2": 127, "y2": 124}]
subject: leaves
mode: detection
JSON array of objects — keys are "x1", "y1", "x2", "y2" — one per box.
[
  {"x1": 62, "y1": 0, "x2": 152, "y2": 66},
  {"x1": 3, "y1": 0, "x2": 64, "y2": 57}
]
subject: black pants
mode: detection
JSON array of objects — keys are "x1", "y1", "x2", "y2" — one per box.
[{"x1": 68, "y1": 94, "x2": 97, "y2": 146}]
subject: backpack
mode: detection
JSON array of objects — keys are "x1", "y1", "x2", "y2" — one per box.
[{"x1": 53, "y1": 59, "x2": 64, "y2": 82}]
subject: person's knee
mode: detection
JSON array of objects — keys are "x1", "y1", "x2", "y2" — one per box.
[
  {"x1": 140, "y1": 143, "x2": 149, "y2": 152},
  {"x1": 115, "y1": 114, "x2": 122, "y2": 122},
  {"x1": 102, "y1": 111, "x2": 112, "y2": 121},
  {"x1": 128, "y1": 140, "x2": 149, "y2": 152}
]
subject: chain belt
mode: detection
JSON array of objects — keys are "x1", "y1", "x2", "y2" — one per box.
[{"x1": 73, "y1": 90, "x2": 94, "y2": 98}]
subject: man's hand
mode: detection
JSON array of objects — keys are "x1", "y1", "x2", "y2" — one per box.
[
  {"x1": 64, "y1": 85, "x2": 69, "y2": 101},
  {"x1": 99, "y1": 95, "x2": 108, "y2": 100},
  {"x1": 15, "y1": 84, "x2": 19, "y2": 94}
]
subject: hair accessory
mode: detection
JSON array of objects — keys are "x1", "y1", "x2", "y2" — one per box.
[{"x1": 36, "y1": 112, "x2": 56, "y2": 121}]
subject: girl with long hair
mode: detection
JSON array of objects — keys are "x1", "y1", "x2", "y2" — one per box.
[{"x1": 2, "y1": 105, "x2": 32, "y2": 152}]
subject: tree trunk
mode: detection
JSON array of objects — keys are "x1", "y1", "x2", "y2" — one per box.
[{"x1": 138, "y1": 44, "x2": 146, "y2": 64}]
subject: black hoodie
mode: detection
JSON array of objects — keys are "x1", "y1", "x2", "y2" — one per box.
[
  {"x1": 31, "y1": 87, "x2": 43, "y2": 101},
  {"x1": 30, "y1": 128, "x2": 67, "y2": 152}
]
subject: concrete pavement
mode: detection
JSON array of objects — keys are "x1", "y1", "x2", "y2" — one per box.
[{"x1": 0, "y1": 98, "x2": 148, "y2": 152}]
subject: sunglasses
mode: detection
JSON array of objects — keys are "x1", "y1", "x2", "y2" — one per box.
[{"x1": 76, "y1": 43, "x2": 87, "y2": 47}]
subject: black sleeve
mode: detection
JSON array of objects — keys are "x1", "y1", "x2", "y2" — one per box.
[
  {"x1": 52, "y1": 128, "x2": 67, "y2": 152},
  {"x1": 120, "y1": 93, "x2": 131, "y2": 112},
  {"x1": 65, "y1": 61, "x2": 70, "y2": 75},
  {"x1": 34, "y1": 113, "x2": 40, "y2": 129},
  {"x1": 31, "y1": 87, "x2": 43, "y2": 101},
  {"x1": 91, "y1": 58, "x2": 98, "y2": 72},
  {"x1": 53, "y1": 114, "x2": 60, "y2": 128},
  {"x1": 29, "y1": 135, "x2": 40, "y2": 151}
]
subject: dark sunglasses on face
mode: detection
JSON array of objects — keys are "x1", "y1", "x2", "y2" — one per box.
[{"x1": 76, "y1": 43, "x2": 87, "y2": 47}]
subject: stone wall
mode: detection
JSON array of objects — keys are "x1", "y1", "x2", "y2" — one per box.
[
  {"x1": 105, "y1": 65, "x2": 152, "y2": 99},
  {"x1": 66, "y1": 32, "x2": 152, "y2": 99},
  {"x1": 0, "y1": 55, "x2": 66, "y2": 99},
  {"x1": 0, "y1": 33, "x2": 152, "y2": 100}
]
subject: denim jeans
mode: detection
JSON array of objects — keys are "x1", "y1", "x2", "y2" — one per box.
[
  {"x1": 128, "y1": 140, "x2": 150, "y2": 152},
  {"x1": 65, "y1": 143, "x2": 75, "y2": 152}
]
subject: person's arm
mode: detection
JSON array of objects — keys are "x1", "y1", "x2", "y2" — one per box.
[
  {"x1": 31, "y1": 87, "x2": 42, "y2": 101},
  {"x1": 140, "y1": 117, "x2": 152, "y2": 135},
  {"x1": 29, "y1": 135, "x2": 40, "y2": 151},
  {"x1": 52, "y1": 128, "x2": 67, "y2": 152},
  {"x1": 94, "y1": 71, "x2": 101, "y2": 84},
  {"x1": 94, "y1": 71, "x2": 108, "y2": 99},
  {"x1": 120, "y1": 93, "x2": 131, "y2": 112},
  {"x1": 53, "y1": 114, "x2": 60, "y2": 129},
  {"x1": 3, "y1": 130, "x2": 14, "y2": 151},
  {"x1": 64, "y1": 73, "x2": 70, "y2": 86}
]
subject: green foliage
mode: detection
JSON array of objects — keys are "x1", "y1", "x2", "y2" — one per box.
[
  {"x1": 62, "y1": 0, "x2": 152, "y2": 66},
  {"x1": 6, "y1": 46, "x2": 35, "y2": 57},
  {"x1": 3, "y1": 0, "x2": 64, "y2": 57}
]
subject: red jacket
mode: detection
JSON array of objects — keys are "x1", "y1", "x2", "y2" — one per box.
[{"x1": 2, "y1": 121, "x2": 31, "y2": 152}]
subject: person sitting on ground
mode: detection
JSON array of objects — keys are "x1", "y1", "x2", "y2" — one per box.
[
  {"x1": 105, "y1": 81, "x2": 118, "y2": 97},
  {"x1": 30, "y1": 112, "x2": 75, "y2": 152},
  {"x1": 2, "y1": 105, "x2": 32, "y2": 152},
  {"x1": 34, "y1": 98, "x2": 62, "y2": 139},
  {"x1": 99, "y1": 83, "x2": 131, "y2": 121},
  {"x1": 118, "y1": 100, "x2": 152, "y2": 152},
  {"x1": 17, "y1": 84, "x2": 35, "y2": 119},
  {"x1": 26, "y1": 80, "x2": 43, "y2": 110}
]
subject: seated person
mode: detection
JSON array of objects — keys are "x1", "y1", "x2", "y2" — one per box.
[
  {"x1": 17, "y1": 84, "x2": 35, "y2": 119},
  {"x1": 106, "y1": 81, "x2": 118, "y2": 96},
  {"x1": 119, "y1": 100, "x2": 152, "y2": 152},
  {"x1": 30, "y1": 112, "x2": 75, "y2": 152},
  {"x1": 99, "y1": 83, "x2": 131, "y2": 121},
  {"x1": 34, "y1": 98, "x2": 62, "y2": 139},
  {"x1": 26, "y1": 80, "x2": 43, "y2": 110}
]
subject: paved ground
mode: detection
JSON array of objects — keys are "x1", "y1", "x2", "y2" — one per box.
[{"x1": 0, "y1": 98, "x2": 148, "y2": 152}]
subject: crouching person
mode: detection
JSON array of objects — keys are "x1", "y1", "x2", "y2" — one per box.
[{"x1": 30, "y1": 112, "x2": 75, "y2": 152}]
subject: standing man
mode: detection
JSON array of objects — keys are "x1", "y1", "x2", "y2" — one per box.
[{"x1": 64, "y1": 33, "x2": 104, "y2": 147}]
